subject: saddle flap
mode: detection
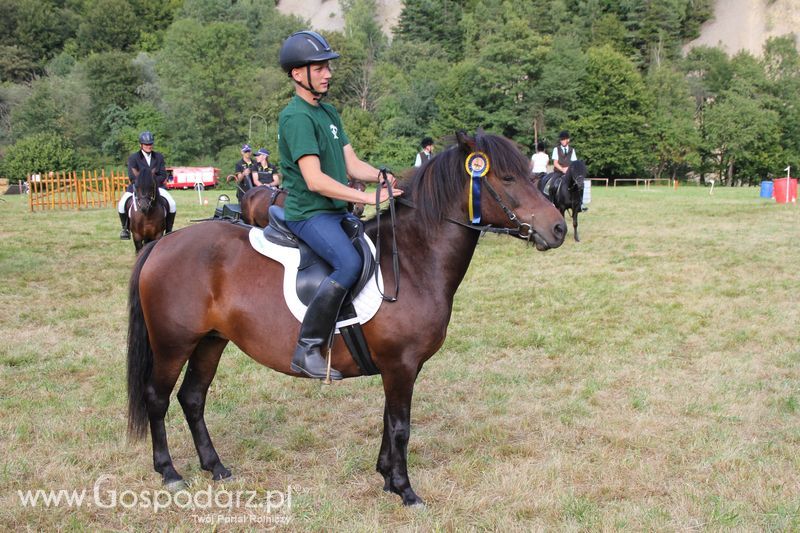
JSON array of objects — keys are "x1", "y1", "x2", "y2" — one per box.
[{"x1": 247, "y1": 227, "x2": 384, "y2": 328}]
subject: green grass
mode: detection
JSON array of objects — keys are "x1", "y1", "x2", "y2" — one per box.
[{"x1": 1, "y1": 185, "x2": 799, "y2": 530}]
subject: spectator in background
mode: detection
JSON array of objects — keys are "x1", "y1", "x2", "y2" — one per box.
[
  {"x1": 414, "y1": 137, "x2": 434, "y2": 167},
  {"x1": 254, "y1": 148, "x2": 280, "y2": 187},
  {"x1": 234, "y1": 144, "x2": 256, "y2": 202},
  {"x1": 530, "y1": 141, "x2": 549, "y2": 180}
]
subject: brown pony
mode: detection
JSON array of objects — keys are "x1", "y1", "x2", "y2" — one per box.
[
  {"x1": 241, "y1": 179, "x2": 366, "y2": 227},
  {"x1": 126, "y1": 131, "x2": 566, "y2": 505},
  {"x1": 127, "y1": 167, "x2": 167, "y2": 253}
]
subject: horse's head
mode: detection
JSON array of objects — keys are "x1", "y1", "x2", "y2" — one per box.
[
  {"x1": 566, "y1": 160, "x2": 587, "y2": 190},
  {"x1": 134, "y1": 166, "x2": 159, "y2": 214},
  {"x1": 455, "y1": 130, "x2": 566, "y2": 250}
]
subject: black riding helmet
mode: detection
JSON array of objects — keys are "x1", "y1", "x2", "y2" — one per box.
[
  {"x1": 139, "y1": 131, "x2": 154, "y2": 145},
  {"x1": 279, "y1": 31, "x2": 339, "y2": 98},
  {"x1": 559, "y1": 130, "x2": 570, "y2": 140}
]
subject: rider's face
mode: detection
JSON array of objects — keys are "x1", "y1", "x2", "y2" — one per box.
[
  {"x1": 141, "y1": 143, "x2": 153, "y2": 153},
  {"x1": 295, "y1": 61, "x2": 332, "y2": 93}
]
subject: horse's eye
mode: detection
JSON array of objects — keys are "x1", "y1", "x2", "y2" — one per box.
[{"x1": 502, "y1": 175, "x2": 514, "y2": 183}]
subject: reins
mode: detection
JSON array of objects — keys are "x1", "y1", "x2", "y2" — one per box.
[{"x1": 373, "y1": 168, "x2": 400, "y2": 302}]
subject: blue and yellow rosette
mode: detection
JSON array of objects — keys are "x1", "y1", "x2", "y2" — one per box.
[{"x1": 465, "y1": 151, "x2": 490, "y2": 224}]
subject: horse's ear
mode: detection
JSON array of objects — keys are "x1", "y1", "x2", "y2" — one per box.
[{"x1": 456, "y1": 131, "x2": 475, "y2": 153}]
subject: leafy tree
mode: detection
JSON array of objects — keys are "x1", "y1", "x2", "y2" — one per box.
[
  {"x1": 1, "y1": 132, "x2": 76, "y2": 181},
  {"x1": 761, "y1": 36, "x2": 800, "y2": 171},
  {"x1": 531, "y1": 36, "x2": 587, "y2": 148},
  {"x1": 703, "y1": 91, "x2": 780, "y2": 185},
  {"x1": 157, "y1": 19, "x2": 255, "y2": 162},
  {"x1": 76, "y1": 0, "x2": 139, "y2": 54},
  {"x1": 0, "y1": 45, "x2": 38, "y2": 82},
  {"x1": 646, "y1": 63, "x2": 699, "y2": 179},
  {"x1": 9, "y1": 74, "x2": 92, "y2": 147},
  {"x1": 82, "y1": 51, "x2": 142, "y2": 143},
  {"x1": 334, "y1": 0, "x2": 388, "y2": 111},
  {"x1": 572, "y1": 45, "x2": 654, "y2": 178},
  {"x1": 396, "y1": 0, "x2": 466, "y2": 62},
  {"x1": 430, "y1": 60, "x2": 484, "y2": 137},
  {"x1": 0, "y1": 0, "x2": 78, "y2": 78}
]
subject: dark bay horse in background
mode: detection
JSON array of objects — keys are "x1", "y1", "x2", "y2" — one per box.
[
  {"x1": 535, "y1": 160, "x2": 587, "y2": 241},
  {"x1": 240, "y1": 184, "x2": 287, "y2": 227},
  {"x1": 126, "y1": 131, "x2": 566, "y2": 506},
  {"x1": 127, "y1": 167, "x2": 168, "y2": 253},
  {"x1": 241, "y1": 179, "x2": 367, "y2": 227}
]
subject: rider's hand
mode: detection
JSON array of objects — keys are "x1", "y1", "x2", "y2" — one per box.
[
  {"x1": 376, "y1": 187, "x2": 403, "y2": 203},
  {"x1": 382, "y1": 173, "x2": 397, "y2": 188}
]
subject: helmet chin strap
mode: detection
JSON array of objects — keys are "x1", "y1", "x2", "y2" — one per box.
[{"x1": 294, "y1": 64, "x2": 329, "y2": 102}]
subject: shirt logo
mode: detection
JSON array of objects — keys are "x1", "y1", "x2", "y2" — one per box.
[{"x1": 329, "y1": 124, "x2": 339, "y2": 139}]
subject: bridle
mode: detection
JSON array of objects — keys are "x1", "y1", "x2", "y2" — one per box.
[
  {"x1": 446, "y1": 175, "x2": 534, "y2": 240},
  {"x1": 135, "y1": 176, "x2": 159, "y2": 214},
  {"x1": 394, "y1": 174, "x2": 535, "y2": 242},
  {"x1": 372, "y1": 166, "x2": 540, "y2": 303}
]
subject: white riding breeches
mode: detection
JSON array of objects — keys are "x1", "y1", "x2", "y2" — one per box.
[{"x1": 118, "y1": 189, "x2": 176, "y2": 213}]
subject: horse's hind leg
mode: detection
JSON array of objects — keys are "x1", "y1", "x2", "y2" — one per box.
[
  {"x1": 177, "y1": 336, "x2": 232, "y2": 481},
  {"x1": 146, "y1": 349, "x2": 193, "y2": 488}
]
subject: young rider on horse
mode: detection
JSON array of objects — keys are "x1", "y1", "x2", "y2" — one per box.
[
  {"x1": 552, "y1": 130, "x2": 577, "y2": 177},
  {"x1": 277, "y1": 30, "x2": 401, "y2": 379},
  {"x1": 552, "y1": 130, "x2": 578, "y2": 176},
  {"x1": 117, "y1": 131, "x2": 177, "y2": 239}
]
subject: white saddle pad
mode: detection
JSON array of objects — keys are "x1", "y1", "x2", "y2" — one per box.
[{"x1": 248, "y1": 227, "x2": 384, "y2": 328}]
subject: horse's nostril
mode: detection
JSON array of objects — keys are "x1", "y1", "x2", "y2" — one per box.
[{"x1": 553, "y1": 221, "x2": 567, "y2": 239}]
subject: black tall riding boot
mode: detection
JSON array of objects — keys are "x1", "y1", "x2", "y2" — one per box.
[
  {"x1": 118, "y1": 212, "x2": 130, "y2": 240},
  {"x1": 290, "y1": 279, "x2": 348, "y2": 380},
  {"x1": 165, "y1": 212, "x2": 176, "y2": 234}
]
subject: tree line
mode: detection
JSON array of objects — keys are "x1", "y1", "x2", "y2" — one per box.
[{"x1": 1, "y1": 0, "x2": 799, "y2": 186}]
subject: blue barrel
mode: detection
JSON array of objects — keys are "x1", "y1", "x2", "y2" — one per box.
[{"x1": 760, "y1": 180, "x2": 773, "y2": 198}]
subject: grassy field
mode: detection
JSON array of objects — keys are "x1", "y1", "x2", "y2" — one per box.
[{"x1": 1, "y1": 184, "x2": 799, "y2": 530}]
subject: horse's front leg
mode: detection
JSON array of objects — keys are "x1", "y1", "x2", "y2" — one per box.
[
  {"x1": 377, "y1": 365, "x2": 423, "y2": 506},
  {"x1": 134, "y1": 239, "x2": 143, "y2": 253},
  {"x1": 572, "y1": 207, "x2": 580, "y2": 242}
]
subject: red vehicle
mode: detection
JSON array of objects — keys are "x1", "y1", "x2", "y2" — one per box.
[{"x1": 165, "y1": 167, "x2": 219, "y2": 189}]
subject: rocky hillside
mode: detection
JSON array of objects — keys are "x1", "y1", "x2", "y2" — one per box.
[
  {"x1": 685, "y1": 0, "x2": 799, "y2": 56},
  {"x1": 276, "y1": 0, "x2": 402, "y2": 35},
  {"x1": 279, "y1": 0, "x2": 799, "y2": 56}
]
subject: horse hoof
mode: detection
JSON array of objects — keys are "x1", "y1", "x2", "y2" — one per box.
[
  {"x1": 213, "y1": 470, "x2": 234, "y2": 482},
  {"x1": 164, "y1": 479, "x2": 187, "y2": 492}
]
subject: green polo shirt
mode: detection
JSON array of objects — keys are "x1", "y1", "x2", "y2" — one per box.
[{"x1": 278, "y1": 96, "x2": 351, "y2": 221}]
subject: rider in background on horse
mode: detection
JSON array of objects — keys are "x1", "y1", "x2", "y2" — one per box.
[
  {"x1": 234, "y1": 144, "x2": 257, "y2": 203},
  {"x1": 414, "y1": 137, "x2": 434, "y2": 167},
  {"x1": 278, "y1": 30, "x2": 401, "y2": 380},
  {"x1": 552, "y1": 130, "x2": 577, "y2": 176},
  {"x1": 118, "y1": 131, "x2": 176, "y2": 239},
  {"x1": 254, "y1": 148, "x2": 280, "y2": 187},
  {"x1": 530, "y1": 141, "x2": 549, "y2": 180}
]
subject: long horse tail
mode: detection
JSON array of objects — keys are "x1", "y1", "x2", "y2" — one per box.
[{"x1": 127, "y1": 240, "x2": 158, "y2": 441}]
